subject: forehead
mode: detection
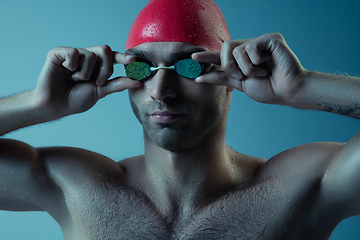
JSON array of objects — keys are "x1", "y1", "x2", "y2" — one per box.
[{"x1": 125, "y1": 42, "x2": 207, "y2": 63}]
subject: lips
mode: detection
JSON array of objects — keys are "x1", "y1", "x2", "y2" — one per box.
[{"x1": 150, "y1": 110, "x2": 183, "y2": 123}]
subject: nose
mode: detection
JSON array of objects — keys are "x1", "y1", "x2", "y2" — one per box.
[{"x1": 149, "y1": 68, "x2": 177, "y2": 101}]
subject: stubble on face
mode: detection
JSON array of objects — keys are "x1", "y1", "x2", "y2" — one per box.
[
  {"x1": 126, "y1": 42, "x2": 229, "y2": 152},
  {"x1": 129, "y1": 87, "x2": 227, "y2": 152}
]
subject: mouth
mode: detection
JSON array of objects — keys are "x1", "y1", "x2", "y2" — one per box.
[{"x1": 150, "y1": 110, "x2": 184, "y2": 123}]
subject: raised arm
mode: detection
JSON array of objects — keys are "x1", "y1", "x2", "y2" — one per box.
[
  {"x1": 0, "y1": 45, "x2": 140, "y2": 136},
  {"x1": 290, "y1": 71, "x2": 360, "y2": 118},
  {"x1": 192, "y1": 33, "x2": 360, "y2": 119},
  {"x1": 192, "y1": 33, "x2": 360, "y2": 217},
  {"x1": 0, "y1": 45, "x2": 139, "y2": 212}
]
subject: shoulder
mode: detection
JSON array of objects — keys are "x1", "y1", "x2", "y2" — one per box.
[
  {"x1": 266, "y1": 141, "x2": 343, "y2": 168},
  {"x1": 229, "y1": 141, "x2": 342, "y2": 183},
  {"x1": 278, "y1": 134, "x2": 360, "y2": 218},
  {"x1": 38, "y1": 146, "x2": 125, "y2": 186},
  {"x1": 319, "y1": 133, "x2": 360, "y2": 217},
  {"x1": 116, "y1": 155, "x2": 145, "y2": 183},
  {"x1": 0, "y1": 139, "x2": 126, "y2": 213},
  {"x1": 256, "y1": 141, "x2": 344, "y2": 183}
]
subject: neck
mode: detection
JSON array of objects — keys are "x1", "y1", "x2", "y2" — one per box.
[{"x1": 141, "y1": 126, "x2": 238, "y2": 210}]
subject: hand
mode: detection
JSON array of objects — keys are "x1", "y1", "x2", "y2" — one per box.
[
  {"x1": 33, "y1": 45, "x2": 140, "y2": 118},
  {"x1": 193, "y1": 33, "x2": 307, "y2": 105}
]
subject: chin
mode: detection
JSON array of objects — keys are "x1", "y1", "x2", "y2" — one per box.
[
  {"x1": 145, "y1": 123, "x2": 216, "y2": 152},
  {"x1": 146, "y1": 128, "x2": 194, "y2": 152}
]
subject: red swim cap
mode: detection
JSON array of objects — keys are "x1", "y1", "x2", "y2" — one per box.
[{"x1": 126, "y1": 0, "x2": 231, "y2": 51}]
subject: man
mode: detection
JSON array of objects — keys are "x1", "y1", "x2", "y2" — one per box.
[{"x1": 0, "y1": 0, "x2": 360, "y2": 239}]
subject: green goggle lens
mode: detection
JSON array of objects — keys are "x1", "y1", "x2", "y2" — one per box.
[
  {"x1": 174, "y1": 59, "x2": 202, "y2": 79},
  {"x1": 125, "y1": 62, "x2": 152, "y2": 81},
  {"x1": 125, "y1": 58, "x2": 204, "y2": 81}
]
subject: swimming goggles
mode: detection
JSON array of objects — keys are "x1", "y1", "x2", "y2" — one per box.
[{"x1": 125, "y1": 58, "x2": 212, "y2": 81}]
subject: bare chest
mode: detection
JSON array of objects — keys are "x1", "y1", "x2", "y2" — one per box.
[{"x1": 61, "y1": 178, "x2": 329, "y2": 240}]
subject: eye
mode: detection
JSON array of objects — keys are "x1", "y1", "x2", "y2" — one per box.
[
  {"x1": 175, "y1": 58, "x2": 202, "y2": 79},
  {"x1": 125, "y1": 61, "x2": 152, "y2": 81}
]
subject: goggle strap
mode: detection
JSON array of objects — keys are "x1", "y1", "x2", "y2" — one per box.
[{"x1": 150, "y1": 66, "x2": 176, "y2": 71}]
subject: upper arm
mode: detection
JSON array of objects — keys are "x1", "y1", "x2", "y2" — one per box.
[
  {"x1": 321, "y1": 133, "x2": 360, "y2": 217},
  {"x1": 0, "y1": 138, "x2": 61, "y2": 212}
]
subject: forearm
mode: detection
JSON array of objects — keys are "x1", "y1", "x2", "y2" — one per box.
[
  {"x1": 289, "y1": 71, "x2": 360, "y2": 119},
  {"x1": 0, "y1": 91, "x2": 56, "y2": 136}
]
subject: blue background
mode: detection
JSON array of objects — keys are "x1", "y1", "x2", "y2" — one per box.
[{"x1": 0, "y1": 0, "x2": 360, "y2": 239}]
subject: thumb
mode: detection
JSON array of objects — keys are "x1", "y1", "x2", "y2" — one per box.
[
  {"x1": 195, "y1": 71, "x2": 244, "y2": 92},
  {"x1": 97, "y1": 77, "x2": 142, "y2": 99}
]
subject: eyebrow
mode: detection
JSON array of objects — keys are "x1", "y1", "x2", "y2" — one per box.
[
  {"x1": 125, "y1": 49, "x2": 147, "y2": 59},
  {"x1": 125, "y1": 47, "x2": 206, "y2": 62}
]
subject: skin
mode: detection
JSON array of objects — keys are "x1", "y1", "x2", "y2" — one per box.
[{"x1": 1, "y1": 33, "x2": 360, "y2": 239}]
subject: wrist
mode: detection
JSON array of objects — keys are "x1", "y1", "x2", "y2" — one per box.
[
  {"x1": 0, "y1": 91, "x2": 55, "y2": 135},
  {"x1": 285, "y1": 69, "x2": 314, "y2": 109},
  {"x1": 30, "y1": 89, "x2": 66, "y2": 121}
]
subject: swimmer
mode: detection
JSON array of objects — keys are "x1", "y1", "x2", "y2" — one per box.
[{"x1": 1, "y1": 0, "x2": 360, "y2": 239}]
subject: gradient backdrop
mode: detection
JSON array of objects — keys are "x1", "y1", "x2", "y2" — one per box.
[{"x1": 0, "y1": 0, "x2": 360, "y2": 239}]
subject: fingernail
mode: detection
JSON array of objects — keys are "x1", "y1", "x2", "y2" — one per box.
[
  {"x1": 133, "y1": 81, "x2": 142, "y2": 87},
  {"x1": 96, "y1": 80, "x2": 103, "y2": 86},
  {"x1": 72, "y1": 75, "x2": 81, "y2": 81},
  {"x1": 191, "y1": 52, "x2": 199, "y2": 59},
  {"x1": 195, "y1": 76, "x2": 203, "y2": 83}
]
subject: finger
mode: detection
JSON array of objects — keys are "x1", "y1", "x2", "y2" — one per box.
[
  {"x1": 192, "y1": 51, "x2": 221, "y2": 65},
  {"x1": 47, "y1": 47, "x2": 80, "y2": 71},
  {"x1": 221, "y1": 40, "x2": 246, "y2": 81},
  {"x1": 220, "y1": 39, "x2": 249, "y2": 66},
  {"x1": 97, "y1": 77, "x2": 142, "y2": 99},
  {"x1": 244, "y1": 40, "x2": 272, "y2": 66},
  {"x1": 92, "y1": 45, "x2": 114, "y2": 86},
  {"x1": 233, "y1": 45, "x2": 268, "y2": 78},
  {"x1": 95, "y1": 49, "x2": 136, "y2": 87},
  {"x1": 72, "y1": 49, "x2": 97, "y2": 81},
  {"x1": 113, "y1": 52, "x2": 136, "y2": 65},
  {"x1": 61, "y1": 48, "x2": 80, "y2": 72},
  {"x1": 195, "y1": 70, "x2": 243, "y2": 91}
]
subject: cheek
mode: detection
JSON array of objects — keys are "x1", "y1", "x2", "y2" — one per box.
[
  {"x1": 128, "y1": 89, "x2": 143, "y2": 121},
  {"x1": 187, "y1": 84, "x2": 228, "y2": 118},
  {"x1": 128, "y1": 84, "x2": 149, "y2": 105},
  {"x1": 186, "y1": 82, "x2": 227, "y2": 105},
  {"x1": 128, "y1": 89, "x2": 137, "y2": 107}
]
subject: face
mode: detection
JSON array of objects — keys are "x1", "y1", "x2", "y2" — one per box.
[{"x1": 127, "y1": 42, "x2": 230, "y2": 151}]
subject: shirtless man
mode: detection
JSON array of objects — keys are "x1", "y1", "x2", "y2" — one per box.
[{"x1": 1, "y1": 0, "x2": 360, "y2": 239}]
